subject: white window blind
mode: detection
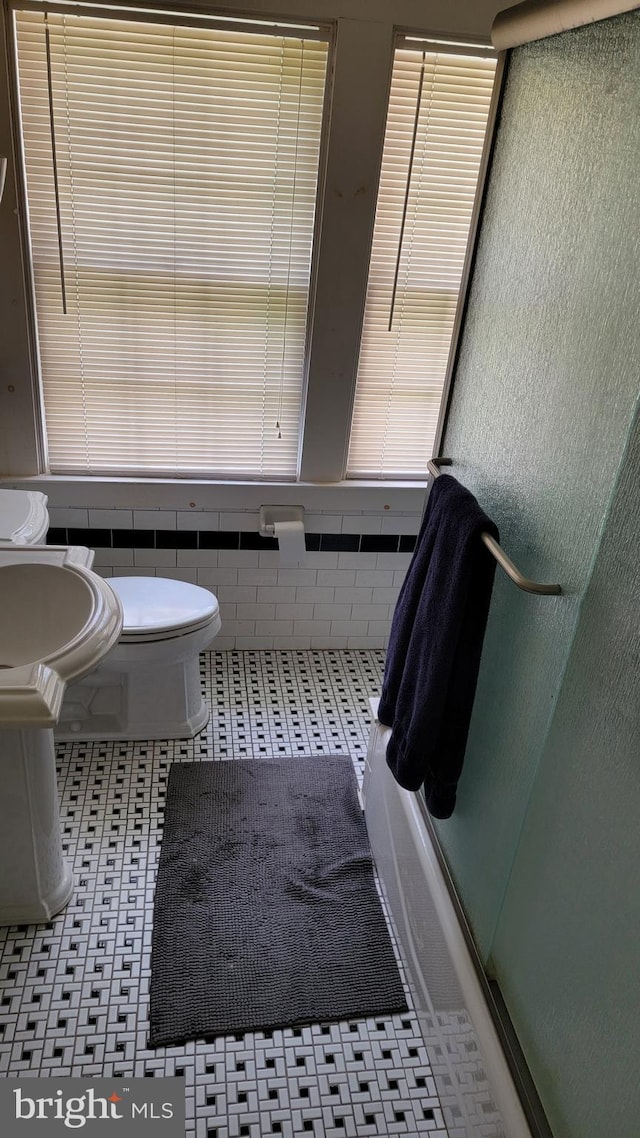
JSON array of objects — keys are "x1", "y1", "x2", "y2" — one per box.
[
  {"x1": 347, "y1": 44, "x2": 497, "y2": 479},
  {"x1": 13, "y1": 7, "x2": 328, "y2": 478}
]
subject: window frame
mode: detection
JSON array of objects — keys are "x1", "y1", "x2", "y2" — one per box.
[
  {"x1": 346, "y1": 38, "x2": 502, "y2": 480},
  {"x1": 0, "y1": 0, "x2": 503, "y2": 487},
  {"x1": 13, "y1": 4, "x2": 334, "y2": 480}
]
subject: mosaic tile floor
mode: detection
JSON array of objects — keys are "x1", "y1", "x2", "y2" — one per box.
[{"x1": 0, "y1": 650, "x2": 498, "y2": 1137}]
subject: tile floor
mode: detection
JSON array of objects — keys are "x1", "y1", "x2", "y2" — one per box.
[{"x1": 0, "y1": 650, "x2": 494, "y2": 1137}]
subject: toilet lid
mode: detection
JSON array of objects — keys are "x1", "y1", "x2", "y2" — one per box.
[{"x1": 107, "y1": 576, "x2": 219, "y2": 636}]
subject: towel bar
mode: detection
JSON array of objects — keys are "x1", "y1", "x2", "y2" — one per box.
[{"x1": 428, "y1": 459, "x2": 562, "y2": 596}]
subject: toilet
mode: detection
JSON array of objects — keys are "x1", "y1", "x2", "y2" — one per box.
[
  {"x1": 0, "y1": 489, "x2": 222, "y2": 741},
  {"x1": 56, "y1": 576, "x2": 222, "y2": 741}
]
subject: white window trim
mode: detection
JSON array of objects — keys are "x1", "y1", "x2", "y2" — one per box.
[
  {"x1": 0, "y1": 0, "x2": 502, "y2": 492},
  {"x1": 0, "y1": 475, "x2": 428, "y2": 515}
]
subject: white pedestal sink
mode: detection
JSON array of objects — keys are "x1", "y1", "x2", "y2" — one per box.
[
  {"x1": 0, "y1": 727, "x2": 75, "y2": 924},
  {"x1": 0, "y1": 545, "x2": 123, "y2": 925}
]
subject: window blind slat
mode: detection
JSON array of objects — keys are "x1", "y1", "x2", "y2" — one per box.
[
  {"x1": 347, "y1": 47, "x2": 496, "y2": 480},
  {"x1": 14, "y1": 8, "x2": 328, "y2": 477}
]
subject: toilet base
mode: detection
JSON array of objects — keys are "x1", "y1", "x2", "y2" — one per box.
[{"x1": 55, "y1": 653, "x2": 210, "y2": 742}]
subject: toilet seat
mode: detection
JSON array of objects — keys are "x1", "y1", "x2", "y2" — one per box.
[{"x1": 107, "y1": 576, "x2": 219, "y2": 642}]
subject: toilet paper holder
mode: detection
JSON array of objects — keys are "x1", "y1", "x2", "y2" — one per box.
[{"x1": 259, "y1": 505, "x2": 305, "y2": 537}]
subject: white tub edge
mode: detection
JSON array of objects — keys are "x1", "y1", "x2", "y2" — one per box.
[{"x1": 364, "y1": 702, "x2": 532, "y2": 1138}]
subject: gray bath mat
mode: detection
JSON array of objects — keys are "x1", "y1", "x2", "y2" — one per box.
[{"x1": 149, "y1": 756, "x2": 407, "y2": 1046}]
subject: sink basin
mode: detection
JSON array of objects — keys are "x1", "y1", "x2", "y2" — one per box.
[
  {"x1": 0, "y1": 544, "x2": 123, "y2": 926},
  {"x1": 0, "y1": 544, "x2": 123, "y2": 726},
  {"x1": 0, "y1": 563, "x2": 94, "y2": 666},
  {"x1": 0, "y1": 488, "x2": 49, "y2": 544}
]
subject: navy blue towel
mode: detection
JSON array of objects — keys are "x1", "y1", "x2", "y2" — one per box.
[{"x1": 378, "y1": 474, "x2": 498, "y2": 819}]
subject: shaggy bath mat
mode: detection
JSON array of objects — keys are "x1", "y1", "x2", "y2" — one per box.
[{"x1": 149, "y1": 757, "x2": 407, "y2": 1046}]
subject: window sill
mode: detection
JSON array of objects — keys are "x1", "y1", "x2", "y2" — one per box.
[{"x1": 0, "y1": 474, "x2": 427, "y2": 514}]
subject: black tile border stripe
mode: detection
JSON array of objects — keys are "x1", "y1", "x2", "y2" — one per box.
[{"x1": 49, "y1": 527, "x2": 417, "y2": 555}]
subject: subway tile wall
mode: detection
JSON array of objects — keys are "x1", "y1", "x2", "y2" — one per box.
[{"x1": 47, "y1": 508, "x2": 421, "y2": 650}]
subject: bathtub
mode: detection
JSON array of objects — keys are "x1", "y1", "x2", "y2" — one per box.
[{"x1": 363, "y1": 700, "x2": 533, "y2": 1138}]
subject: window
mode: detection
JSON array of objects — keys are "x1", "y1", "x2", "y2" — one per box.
[
  {"x1": 347, "y1": 42, "x2": 497, "y2": 478},
  {"x1": 13, "y1": 6, "x2": 329, "y2": 478},
  {"x1": 7, "y1": 9, "x2": 498, "y2": 485}
]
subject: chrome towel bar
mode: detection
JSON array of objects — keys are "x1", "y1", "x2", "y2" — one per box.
[{"x1": 428, "y1": 459, "x2": 562, "y2": 596}]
